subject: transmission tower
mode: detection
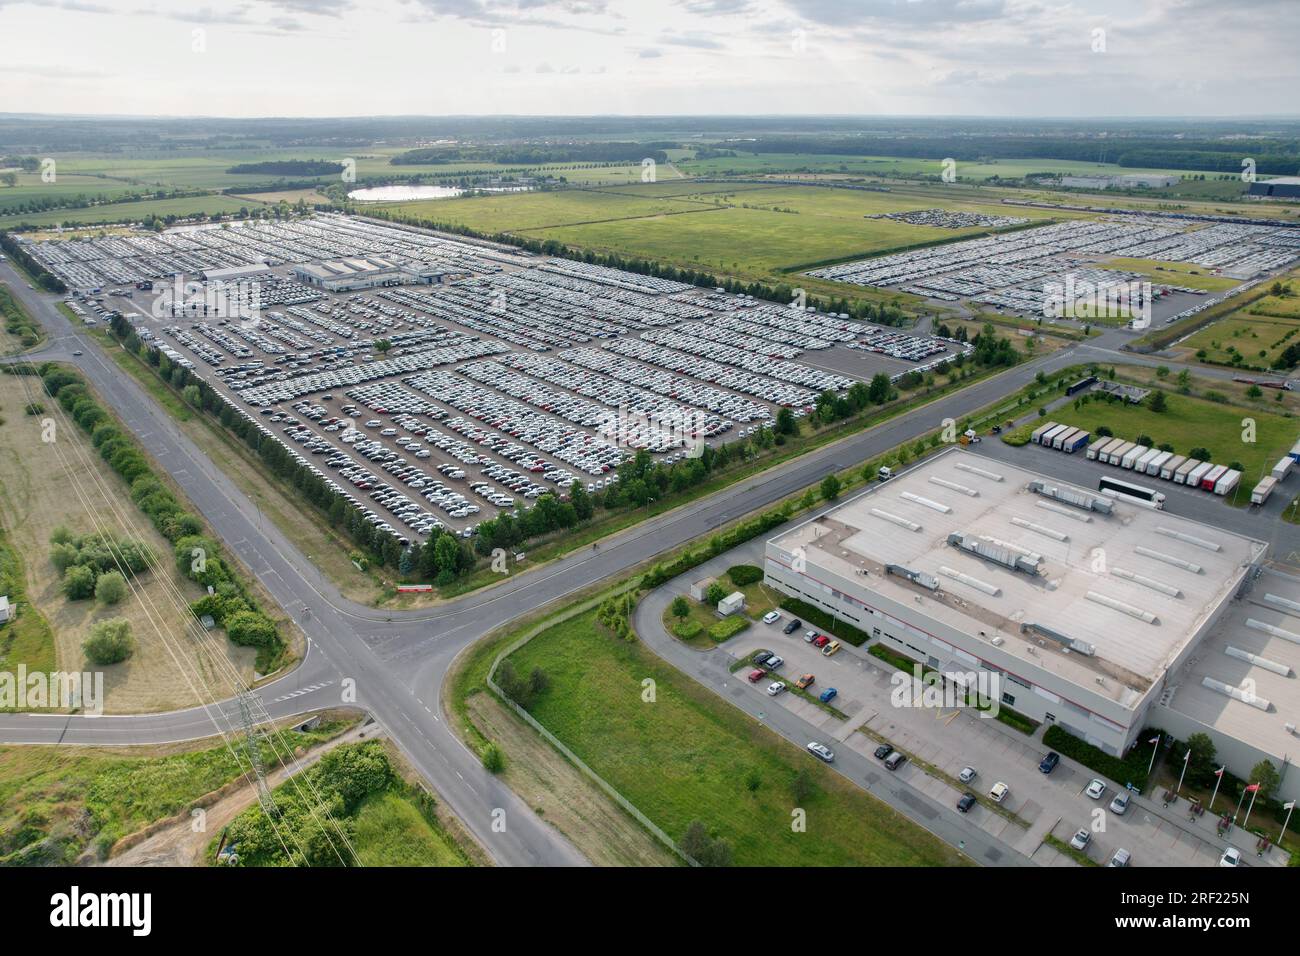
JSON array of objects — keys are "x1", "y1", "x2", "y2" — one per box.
[{"x1": 237, "y1": 689, "x2": 276, "y2": 816}]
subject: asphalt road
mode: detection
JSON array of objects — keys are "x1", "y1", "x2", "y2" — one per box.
[{"x1": 0, "y1": 261, "x2": 1285, "y2": 866}]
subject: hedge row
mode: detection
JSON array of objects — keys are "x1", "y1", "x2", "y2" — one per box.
[
  {"x1": 778, "y1": 597, "x2": 871, "y2": 647},
  {"x1": 31, "y1": 363, "x2": 286, "y2": 670},
  {"x1": 1043, "y1": 723, "x2": 1165, "y2": 792},
  {"x1": 641, "y1": 509, "x2": 790, "y2": 591}
]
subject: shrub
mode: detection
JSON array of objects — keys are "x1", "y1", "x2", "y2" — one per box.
[
  {"x1": 84, "y1": 617, "x2": 134, "y2": 665},
  {"x1": 704, "y1": 582, "x2": 727, "y2": 606},
  {"x1": 726, "y1": 564, "x2": 763, "y2": 587},
  {"x1": 708, "y1": 616, "x2": 749, "y2": 642},
  {"x1": 94, "y1": 570, "x2": 128, "y2": 605},
  {"x1": 62, "y1": 564, "x2": 96, "y2": 600},
  {"x1": 670, "y1": 595, "x2": 690, "y2": 619},
  {"x1": 225, "y1": 610, "x2": 278, "y2": 648},
  {"x1": 480, "y1": 743, "x2": 504, "y2": 774},
  {"x1": 779, "y1": 597, "x2": 870, "y2": 646},
  {"x1": 672, "y1": 620, "x2": 703, "y2": 640},
  {"x1": 1043, "y1": 724, "x2": 1163, "y2": 791}
]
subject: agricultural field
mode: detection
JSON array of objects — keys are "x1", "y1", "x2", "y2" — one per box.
[
  {"x1": 1046, "y1": 385, "x2": 1296, "y2": 483},
  {"x1": 504, "y1": 608, "x2": 968, "y2": 867},
  {"x1": 0, "y1": 373, "x2": 256, "y2": 712}
]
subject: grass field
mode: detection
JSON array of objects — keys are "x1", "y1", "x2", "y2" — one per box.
[
  {"x1": 370, "y1": 189, "x2": 722, "y2": 233},
  {"x1": 505, "y1": 608, "x2": 967, "y2": 866},
  {"x1": 1048, "y1": 388, "x2": 1295, "y2": 483},
  {"x1": 0, "y1": 718, "x2": 351, "y2": 864},
  {"x1": 352, "y1": 789, "x2": 469, "y2": 867},
  {"x1": 1099, "y1": 257, "x2": 1239, "y2": 292},
  {"x1": 0, "y1": 372, "x2": 257, "y2": 712},
  {"x1": 1181, "y1": 313, "x2": 1300, "y2": 369}
]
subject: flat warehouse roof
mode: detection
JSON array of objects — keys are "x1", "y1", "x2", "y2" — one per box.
[
  {"x1": 1165, "y1": 566, "x2": 1300, "y2": 761},
  {"x1": 768, "y1": 448, "x2": 1266, "y2": 706}
]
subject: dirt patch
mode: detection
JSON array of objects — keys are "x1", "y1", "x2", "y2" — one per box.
[
  {"x1": 466, "y1": 692, "x2": 677, "y2": 867},
  {"x1": 0, "y1": 373, "x2": 256, "y2": 712}
]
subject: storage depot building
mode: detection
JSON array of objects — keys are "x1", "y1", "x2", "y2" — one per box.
[{"x1": 764, "y1": 448, "x2": 1267, "y2": 760}]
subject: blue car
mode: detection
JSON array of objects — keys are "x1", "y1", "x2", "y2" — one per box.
[
  {"x1": 1039, "y1": 751, "x2": 1060, "y2": 774},
  {"x1": 819, "y1": 687, "x2": 838, "y2": 703}
]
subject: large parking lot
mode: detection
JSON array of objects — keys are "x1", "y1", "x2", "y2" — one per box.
[{"x1": 24, "y1": 213, "x2": 966, "y2": 545}]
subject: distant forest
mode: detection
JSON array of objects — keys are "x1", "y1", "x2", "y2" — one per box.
[
  {"x1": 391, "y1": 142, "x2": 671, "y2": 166},
  {"x1": 226, "y1": 159, "x2": 344, "y2": 176}
]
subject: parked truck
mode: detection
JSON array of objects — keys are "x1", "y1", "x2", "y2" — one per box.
[
  {"x1": 1159, "y1": 454, "x2": 1187, "y2": 480},
  {"x1": 1174, "y1": 458, "x2": 1202, "y2": 484},
  {"x1": 1214, "y1": 469, "x2": 1241, "y2": 497},
  {"x1": 1252, "y1": 476, "x2": 1278, "y2": 505},
  {"x1": 1275, "y1": 457, "x2": 1295, "y2": 482},
  {"x1": 1201, "y1": 464, "x2": 1228, "y2": 491}
]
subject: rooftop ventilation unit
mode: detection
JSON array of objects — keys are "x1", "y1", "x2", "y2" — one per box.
[
  {"x1": 928, "y1": 476, "x2": 979, "y2": 497},
  {"x1": 900, "y1": 491, "x2": 951, "y2": 514},
  {"x1": 1010, "y1": 516, "x2": 1069, "y2": 542},
  {"x1": 938, "y1": 566, "x2": 1000, "y2": 596},
  {"x1": 954, "y1": 461, "x2": 1003, "y2": 482},
  {"x1": 1110, "y1": 567, "x2": 1182, "y2": 598},
  {"x1": 947, "y1": 531, "x2": 1042, "y2": 576},
  {"x1": 870, "y1": 508, "x2": 921, "y2": 532},
  {"x1": 1134, "y1": 546, "x2": 1202, "y2": 574},
  {"x1": 1086, "y1": 590, "x2": 1158, "y2": 624},
  {"x1": 1026, "y1": 479, "x2": 1113, "y2": 515},
  {"x1": 1155, "y1": 527, "x2": 1221, "y2": 552},
  {"x1": 1264, "y1": 592, "x2": 1300, "y2": 616},
  {"x1": 1020, "y1": 621, "x2": 1095, "y2": 656},
  {"x1": 1202, "y1": 676, "x2": 1270, "y2": 711},
  {"x1": 1247, "y1": 618, "x2": 1300, "y2": 645},
  {"x1": 1224, "y1": 645, "x2": 1291, "y2": 676},
  {"x1": 885, "y1": 564, "x2": 940, "y2": 590}
]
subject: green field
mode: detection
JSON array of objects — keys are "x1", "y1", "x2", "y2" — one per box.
[
  {"x1": 352, "y1": 789, "x2": 468, "y2": 867},
  {"x1": 370, "y1": 189, "x2": 722, "y2": 233},
  {"x1": 1182, "y1": 313, "x2": 1300, "y2": 369},
  {"x1": 505, "y1": 608, "x2": 967, "y2": 867},
  {"x1": 1049, "y1": 389, "x2": 1295, "y2": 483}
]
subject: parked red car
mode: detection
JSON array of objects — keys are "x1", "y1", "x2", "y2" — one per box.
[{"x1": 747, "y1": 669, "x2": 765, "y2": 683}]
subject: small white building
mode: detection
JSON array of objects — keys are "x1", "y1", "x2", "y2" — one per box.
[
  {"x1": 0, "y1": 595, "x2": 10, "y2": 624},
  {"x1": 717, "y1": 591, "x2": 746, "y2": 617}
]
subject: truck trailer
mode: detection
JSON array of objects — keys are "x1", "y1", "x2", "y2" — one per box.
[
  {"x1": 1174, "y1": 459, "x2": 1202, "y2": 484},
  {"x1": 1201, "y1": 464, "x2": 1228, "y2": 491},
  {"x1": 1252, "y1": 476, "x2": 1278, "y2": 505},
  {"x1": 1214, "y1": 470, "x2": 1241, "y2": 497},
  {"x1": 1159, "y1": 455, "x2": 1187, "y2": 480}
]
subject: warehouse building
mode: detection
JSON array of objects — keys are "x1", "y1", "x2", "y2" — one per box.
[
  {"x1": 763, "y1": 449, "x2": 1290, "y2": 789},
  {"x1": 292, "y1": 257, "x2": 403, "y2": 291},
  {"x1": 1248, "y1": 176, "x2": 1300, "y2": 201}
]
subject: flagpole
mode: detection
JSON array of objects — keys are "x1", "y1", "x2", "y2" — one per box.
[
  {"x1": 1146, "y1": 733, "x2": 1161, "y2": 779},
  {"x1": 1234, "y1": 786, "x2": 1248, "y2": 823},
  {"x1": 1209, "y1": 768, "x2": 1224, "y2": 813},
  {"x1": 1243, "y1": 788, "x2": 1260, "y2": 828},
  {"x1": 1175, "y1": 747, "x2": 1190, "y2": 796},
  {"x1": 1280, "y1": 802, "x2": 1296, "y2": 845}
]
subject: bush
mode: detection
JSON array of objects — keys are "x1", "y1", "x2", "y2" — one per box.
[
  {"x1": 83, "y1": 617, "x2": 134, "y2": 665},
  {"x1": 62, "y1": 564, "x2": 96, "y2": 600},
  {"x1": 672, "y1": 620, "x2": 703, "y2": 640},
  {"x1": 704, "y1": 582, "x2": 727, "y2": 606},
  {"x1": 94, "y1": 570, "x2": 128, "y2": 605},
  {"x1": 224, "y1": 610, "x2": 278, "y2": 648},
  {"x1": 1043, "y1": 724, "x2": 1163, "y2": 791},
  {"x1": 480, "y1": 743, "x2": 504, "y2": 774},
  {"x1": 670, "y1": 595, "x2": 690, "y2": 619},
  {"x1": 726, "y1": 564, "x2": 763, "y2": 587},
  {"x1": 708, "y1": 616, "x2": 749, "y2": 642}
]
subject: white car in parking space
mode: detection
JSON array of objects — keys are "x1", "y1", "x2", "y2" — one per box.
[
  {"x1": 959, "y1": 766, "x2": 977, "y2": 783},
  {"x1": 1109, "y1": 792, "x2": 1131, "y2": 815},
  {"x1": 766, "y1": 681, "x2": 786, "y2": 696},
  {"x1": 1219, "y1": 847, "x2": 1242, "y2": 867},
  {"x1": 806, "y1": 742, "x2": 834, "y2": 763},
  {"x1": 762, "y1": 611, "x2": 780, "y2": 625},
  {"x1": 1069, "y1": 827, "x2": 1092, "y2": 851},
  {"x1": 1084, "y1": 778, "x2": 1107, "y2": 800}
]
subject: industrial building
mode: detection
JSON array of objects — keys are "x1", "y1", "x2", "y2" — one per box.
[
  {"x1": 1060, "y1": 174, "x2": 1180, "y2": 190},
  {"x1": 1248, "y1": 176, "x2": 1300, "y2": 201},
  {"x1": 292, "y1": 257, "x2": 403, "y2": 291},
  {"x1": 762, "y1": 449, "x2": 1300, "y2": 798}
]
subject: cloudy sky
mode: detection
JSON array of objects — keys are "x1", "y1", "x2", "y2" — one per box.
[{"x1": 0, "y1": 0, "x2": 1295, "y2": 118}]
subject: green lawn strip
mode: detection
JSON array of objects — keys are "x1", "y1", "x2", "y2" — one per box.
[
  {"x1": 0, "y1": 717, "x2": 353, "y2": 864},
  {"x1": 0, "y1": 283, "x2": 45, "y2": 353},
  {"x1": 0, "y1": 525, "x2": 59, "y2": 696},
  {"x1": 1043, "y1": 832, "x2": 1098, "y2": 866},
  {"x1": 504, "y1": 607, "x2": 967, "y2": 866}
]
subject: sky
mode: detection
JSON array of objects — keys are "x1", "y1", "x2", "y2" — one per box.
[{"x1": 0, "y1": 0, "x2": 1296, "y2": 118}]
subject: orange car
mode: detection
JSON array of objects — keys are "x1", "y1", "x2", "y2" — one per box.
[{"x1": 795, "y1": 673, "x2": 815, "y2": 690}]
